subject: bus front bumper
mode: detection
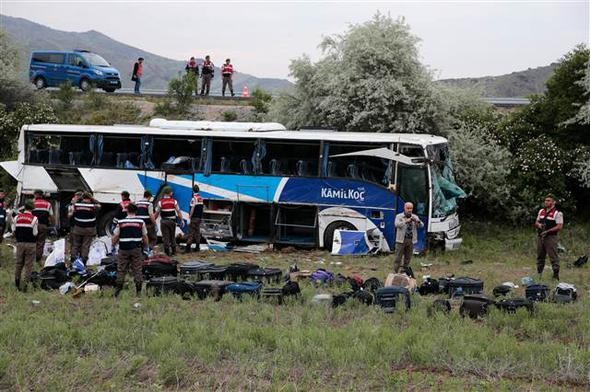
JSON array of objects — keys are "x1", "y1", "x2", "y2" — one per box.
[{"x1": 445, "y1": 237, "x2": 463, "y2": 251}]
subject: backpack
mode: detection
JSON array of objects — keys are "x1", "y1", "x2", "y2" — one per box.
[
  {"x1": 362, "y1": 277, "x2": 383, "y2": 293},
  {"x1": 459, "y1": 295, "x2": 495, "y2": 319},
  {"x1": 310, "y1": 269, "x2": 334, "y2": 284},
  {"x1": 375, "y1": 286, "x2": 411, "y2": 312},
  {"x1": 492, "y1": 284, "x2": 512, "y2": 297},
  {"x1": 348, "y1": 275, "x2": 364, "y2": 291},
  {"x1": 525, "y1": 284, "x2": 549, "y2": 302},
  {"x1": 353, "y1": 289, "x2": 374, "y2": 305},
  {"x1": 331, "y1": 293, "x2": 350, "y2": 308},
  {"x1": 553, "y1": 283, "x2": 577, "y2": 303},
  {"x1": 495, "y1": 298, "x2": 535, "y2": 314},
  {"x1": 39, "y1": 263, "x2": 70, "y2": 290},
  {"x1": 282, "y1": 281, "x2": 301, "y2": 297},
  {"x1": 418, "y1": 278, "x2": 440, "y2": 296}
]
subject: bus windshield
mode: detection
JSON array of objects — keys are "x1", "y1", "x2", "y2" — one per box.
[
  {"x1": 428, "y1": 143, "x2": 466, "y2": 217},
  {"x1": 81, "y1": 52, "x2": 110, "y2": 67}
]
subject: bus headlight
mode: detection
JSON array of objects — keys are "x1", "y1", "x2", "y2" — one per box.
[{"x1": 446, "y1": 226, "x2": 460, "y2": 240}]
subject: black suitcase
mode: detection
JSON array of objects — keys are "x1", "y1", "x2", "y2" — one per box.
[
  {"x1": 179, "y1": 261, "x2": 215, "y2": 282},
  {"x1": 261, "y1": 287, "x2": 284, "y2": 305},
  {"x1": 143, "y1": 257, "x2": 178, "y2": 280},
  {"x1": 525, "y1": 284, "x2": 549, "y2": 302},
  {"x1": 495, "y1": 298, "x2": 535, "y2": 314},
  {"x1": 247, "y1": 268, "x2": 282, "y2": 284},
  {"x1": 446, "y1": 277, "x2": 484, "y2": 297},
  {"x1": 459, "y1": 294, "x2": 494, "y2": 319},
  {"x1": 39, "y1": 263, "x2": 70, "y2": 290},
  {"x1": 375, "y1": 286, "x2": 411, "y2": 312},
  {"x1": 146, "y1": 276, "x2": 195, "y2": 297},
  {"x1": 198, "y1": 266, "x2": 228, "y2": 281},
  {"x1": 226, "y1": 263, "x2": 259, "y2": 281},
  {"x1": 193, "y1": 280, "x2": 234, "y2": 300}
]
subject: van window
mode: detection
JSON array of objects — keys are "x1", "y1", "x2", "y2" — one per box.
[
  {"x1": 32, "y1": 53, "x2": 50, "y2": 63},
  {"x1": 68, "y1": 54, "x2": 85, "y2": 67},
  {"x1": 47, "y1": 54, "x2": 65, "y2": 64}
]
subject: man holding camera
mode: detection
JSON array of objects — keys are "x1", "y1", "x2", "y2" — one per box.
[
  {"x1": 393, "y1": 202, "x2": 424, "y2": 274},
  {"x1": 535, "y1": 194, "x2": 564, "y2": 280}
]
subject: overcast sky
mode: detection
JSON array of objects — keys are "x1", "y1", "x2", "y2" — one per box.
[{"x1": 1, "y1": 1, "x2": 588, "y2": 80}]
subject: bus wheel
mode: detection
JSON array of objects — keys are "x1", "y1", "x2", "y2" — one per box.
[
  {"x1": 98, "y1": 210, "x2": 117, "y2": 237},
  {"x1": 34, "y1": 77, "x2": 47, "y2": 89},
  {"x1": 323, "y1": 221, "x2": 356, "y2": 252}
]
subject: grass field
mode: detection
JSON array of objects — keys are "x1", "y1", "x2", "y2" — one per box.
[{"x1": 0, "y1": 221, "x2": 589, "y2": 391}]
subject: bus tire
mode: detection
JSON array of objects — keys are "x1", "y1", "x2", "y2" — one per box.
[
  {"x1": 34, "y1": 76, "x2": 47, "y2": 89},
  {"x1": 98, "y1": 209, "x2": 117, "y2": 237},
  {"x1": 323, "y1": 221, "x2": 356, "y2": 252}
]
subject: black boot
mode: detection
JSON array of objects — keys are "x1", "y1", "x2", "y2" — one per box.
[
  {"x1": 552, "y1": 270, "x2": 560, "y2": 280},
  {"x1": 135, "y1": 282, "x2": 142, "y2": 297},
  {"x1": 15, "y1": 278, "x2": 21, "y2": 291},
  {"x1": 537, "y1": 265, "x2": 544, "y2": 277},
  {"x1": 113, "y1": 283, "x2": 123, "y2": 298}
]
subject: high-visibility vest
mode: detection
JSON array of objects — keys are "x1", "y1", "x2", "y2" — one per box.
[
  {"x1": 158, "y1": 197, "x2": 177, "y2": 220},
  {"x1": 15, "y1": 212, "x2": 37, "y2": 243},
  {"x1": 73, "y1": 202, "x2": 97, "y2": 228},
  {"x1": 32, "y1": 198, "x2": 52, "y2": 225},
  {"x1": 117, "y1": 217, "x2": 145, "y2": 250},
  {"x1": 221, "y1": 64, "x2": 234, "y2": 76},
  {"x1": 190, "y1": 193, "x2": 204, "y2": 219},
  {"x1": 135, "y1": 199, "x2": 152, "y2": 224}
]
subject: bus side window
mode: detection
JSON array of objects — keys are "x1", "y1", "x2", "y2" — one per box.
[
  {"x1": 152, "y1": 137, "x2": 201, "y2": 170},
  {"x1": 265, "y1": 141, "x2": 320, "y2": 177},
  {"x1": 27, "y1": 134, "x2": 60, "y2": 164},
  {"x1": 98, "y1": 135, "x2": 141, "y2": 168},
  {"x1": 211, "y1": 139, "x2": 256, "y2": 174}
]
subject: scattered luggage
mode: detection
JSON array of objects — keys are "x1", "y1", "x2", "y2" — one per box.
[
  {"x1": 552, "y1": 283, "x2": 577, "y2": 303},
  {"x1": 247, "y1": 267, "x2": 282, "y2": 284},
  {"x1": 459, "y1": 294, "x2": 494, "y2": 319},
  {"x1": 432, "y1": 299, "x2": 451, "y2": 314},
  {"x1": 39, "y1": 262, "x2": 70, "y2": 290},
  {"x1": 197, "y1": 266, "x2": 228, "y2": 281},
  {"x1": 179, "y1": 261, "x2": 215, "y2": 281},
  {"x1": 193, "y1": 280, "x2": 234, "y2": 300},
  {"x1": 348, "y1": 275, "x2": 364, "y2": 291},
  {"x1": 375, "y1": 286, "x2": 411, "y2": 312},
  {"x1": 142, "y1": 256, "x2": 178, "y2": 280},
  {"x1": 310, "y1": 269, "x2": 334, "y2": 285},
  {"x1": 353, "y1": 289, "x2": 374, "y2": 305},
  {"x1": 226, "y1": 263, "x2": 259, "y2": 281},
  {"x1": 418, "y1": 277, "x2": 440, "y2": 296},
  {"x1": 492, "y1": 284, "x2": 512, "y2": 297},
  {"x1": 446, "y1": 277, "x2": 484, "y2": 297},
  {"x1": 146, "y1": 276, "x2": 195, "y2": 298},
  {"x1": 262, "y1": 288, "x2": 285, "y2": 304},
  {"x1": 282, "y1": 281, "x2": 301, "y2": 297},
  {"x1": 362, "y1": 277, "x2": 383, "y2": 293},
  {"x1": 385, "y1": 273, "x2": 417, "y2": 291},
  {"x1": 495, "y1": 298, "x2": 535, "y2": 314},
  {"x1": 573, "y1": 255, "x2": 588, "y2": 268},
  {"x1": 525, "y1": 284, "x2": 550, "y2": 302},
  {"x1": 226, "y1": 282, "x2": 262, "y2": 299}
]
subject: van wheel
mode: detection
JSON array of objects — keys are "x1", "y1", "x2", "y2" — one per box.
[
  {"x1": 80, "y1": 78, "x2": 92, "y2": 92},
  {"x1": 323, "y1": 221, "x2": 356, "y2": 252},
  {"x1": 98, "y1": 210, "x2": 117, "y2": 237},
  {"x1": 34, "y1": 77, "x2": 47, "y2": 89},
  {"x1": 103, "y1": 88, "x2": 116, "y2": 93}
]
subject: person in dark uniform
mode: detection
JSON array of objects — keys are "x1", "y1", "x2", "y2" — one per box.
[
  {"x1": 0, "y1": 190, "x2": 6, "y2": 244},
  {"x1": 185, "y1": 56, "x2": 199, "y2": 95},
  {"x1": 69, "y1": 192, "x2": 101, "y2": 264},
  {"x1": 112, "y1": 203, "x2": 148, "y2": 297},
  {"x1": 12, "y1": 200, "x2": 38, "y2": 291},
  {"x1": 185, "y1": 185, "x2": 204, "y2": 253},
  {"x1": 200, "y1": 55, "x2": 214, "y2": 96},
  {"x1": 535, "y1": 194, "x2": 564, "y2": 280},
  {"x1": 32, "y1": 189, "x2": 54, "y2": 263},
  {"x1": 135, "y1": 190, "x2": 157, "y2": 250},
  {"x1": 154, "y1": 187, "x2": 181, "y2": 256}
]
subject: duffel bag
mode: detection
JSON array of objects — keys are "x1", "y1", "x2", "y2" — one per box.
[
  {"x1": 446, "y1": 277, "x2": 484, "y2": 297},
  {"x1": 460, "y1": 294, "x2": 494, "y2": 319},
  {"x1": 495, "y1": 298, "x2": 535, "y2": 314},
  {"x1": 418, "y1": 277, "x2": 440, "y2": 296},
  {"x1": 525, "y1": 284, "x2": 549, "y2": 302},
  {"x1": 553, "y1": 283, "x2": 577, "y2": 304},
  {"x1": 226, "y1": 282, "x2": 262, "y2": 299}
]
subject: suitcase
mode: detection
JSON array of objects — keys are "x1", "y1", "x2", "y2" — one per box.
[
  {"x1": 495, "y1": 298, "x2": 535, "y2": 314},
  {"x1": 179, "y1": 261, "x2": 216, "y2": 281},
  {"x1": 375, "y1": 286, "x2": 411, "y2": 312},
  {"x1": 459, "y1": 294, "x2": 494, "y2": 319},
  {"x1": 432, "y1": 299, "x2": 451, "y2": 314},
  {"x1": 282, "y1": 281, "x2": 301, "y2": 297},
  {"x1": 146, "y1": 276, "x2": 195, "y2": 297},
  {"x1": 525, "y1": 284, "x2": 549, "y2": 302},
  {"x1": 198, "y1": 266, "x2": 228, "y2": 281},
  {"x1": 226, "y1": 282, "x2": 262, "y2": 299},
  {"x1": 100, "y1": 256, "x2": 117, "y2": 266},
  {"x1": 143, "y1": 256, "x2": 178, "y2": 280},
  {"x1": 226, "y1": 263, "x2": 259, "y2": 281},
  {"x1": 446, "y1": 277, "x2": 484, "y2": 297},
  {"x1": 247, "y1": 268, "x2": 282, "y2": 284},
  {"x1": 418, "y1": 278, "x2": 440, "y2": 296},
  {"x1": 261, "y1": 287, "x2": 284, "y2": 304},
  {"x1": 193, "y1": 280, "x2": 234, "y2": 300},
  {"x1": 39, "y1": 263, "x2": 70, "y2": 290}
]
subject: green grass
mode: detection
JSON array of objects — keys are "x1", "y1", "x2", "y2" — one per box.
[{"x1": 0, "y1": 221, "x2": 589, "y2": 391}]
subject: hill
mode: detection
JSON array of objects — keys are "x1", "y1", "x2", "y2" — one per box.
[
  {"x1": 0, "y1": 15, "x2": 293, "y2": 93},
  {"x1": 438, "y1": 64, "x2": 556, "y2": 97}
]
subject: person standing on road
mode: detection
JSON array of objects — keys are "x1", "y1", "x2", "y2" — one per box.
[
  {"x1": 135, "y1": 190, "x2": 157, "y2": 250},
  {"x1": 393, "y1": 202, "x2": 424, "y2": 274},
  {"x1": 200, "y1": 55, "x2": 214, "y2": 96},
  {"x1": 69, "y1": 192, "x2": 101, "y2": 264},
  {"x1": 132, "y1": 57, "x2": 144, "y2": 95},
  {"x1": 32, "y1": 190, "x2": 54, "y2": 264},
  {"x1": 12, "y1": 200, "x2": 38, "y2": 291},
  {"x1": 185, "y1": 56, "x2": 199, "y2": 95},
  {"x1": 0, "y1": 190, "x2": 6, "y2": 244},
  {"x1": 154, "y1": 186, "x2": 181, "y2": 256},
  {"x1": 112, "y1": 203, "x2": 148, "y2": 297},
  {"x1": 185, "y1": 185, "x2": 204, "y2": 253},
  {"x1": 535, "y1": 194, "x2": 564, "y2": 280},
  {"x1": 221, "y1": 58, "x2": 235, "y2": 97}
]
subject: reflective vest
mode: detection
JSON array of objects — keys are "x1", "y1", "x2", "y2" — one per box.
[
  {"x1": 117, "y1": 217, "x2": 145, "y2": 250},
  {"x1": 32, "y1": 198, "x2": 52, "y2": 225},
  {"x1": 0, "y1": 198, "x2": 5, "y2": 225},
  {"x1": 73, "y1": 202, "x2": 97, "y2": 228},
  {"x1": 15, "y1": 211, "x2": 37, "y2": 243},
  {"x1": 202, "y1": 61, "x2": 214, "y2": 75},
  {"x1": 136, "y1": 199, "x2": 152, "y2": 224},
  {"x1": 190, "y1": 193, "x2": 204, "y2": 219},
  {"x1": 537, "y1": 208, "x2": 560, "y2": 235},
  {"x1": 116, "y1": 199, "x2": 131, "y2": 221},
  {"x1": 158, "y1": 197, "x2": 177, "y2": 220},
  {"x1": 221, "y1": 64, "x2": 233, "y2": 76}
]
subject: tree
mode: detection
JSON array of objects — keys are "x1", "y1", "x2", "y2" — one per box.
[
  {"x1": 0, "y1": 31, "x2": 38, "y2": 110},
  {"x1": 269, "y1": 14, "x2": 446, "y2": 134}
]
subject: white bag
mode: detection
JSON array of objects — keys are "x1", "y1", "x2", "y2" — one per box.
[
  {"x1": 87, "y1": 237, "x2": 112, "y2": 266},
  {"x1": 44, "y1": 239, "x2": 65, "y2": 267}
]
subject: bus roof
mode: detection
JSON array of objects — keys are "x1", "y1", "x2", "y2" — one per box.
[{"x1": 23, "y1": 121, "x2": 448, "y2": 147}]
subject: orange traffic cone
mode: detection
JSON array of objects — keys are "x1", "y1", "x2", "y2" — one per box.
[{"x1": 242, "y1": 85, "x2": 249, "y2": 98}]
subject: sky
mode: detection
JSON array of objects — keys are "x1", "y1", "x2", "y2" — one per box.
[{"x1": 1, "y1": 0, "x2": 588, "y2": 80}]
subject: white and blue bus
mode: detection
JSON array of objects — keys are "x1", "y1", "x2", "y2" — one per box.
[{"x1": 0, "y1": 119, "x2": 466, "y2": 252}]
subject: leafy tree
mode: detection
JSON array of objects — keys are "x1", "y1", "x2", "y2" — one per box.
[
  {"x1": 251, "y1": 88, "x2": 272, "y2": 115},
  {"x1": 0, "y1": 31, "x2": 38, "y2": 110},
  {"x1": 168, "y1": 72, "x2": 197, "y2": 114},
  {"x1": 269, "y1": 14, "x2": 446, "y2": 134}
]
